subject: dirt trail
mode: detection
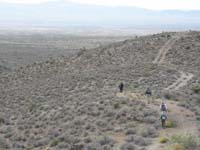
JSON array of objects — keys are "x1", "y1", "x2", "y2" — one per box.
[
  {"x1": 153, "y1": 33, "x2": 194, "y2": 91},
  {"x1": 147, "y1": 99, "x2": 198, "y2": 150},
  {"x1": 153, "y1": 36, "x2": 179, "y2": 64},
  {"x1": 148, "y1": 33, "x2": 197, "y2": 149},
  {"x1": 113, "y1": 33, "x2": 198, "y2": 149},
  {"x1": 165, "y1": 71, "x2": 194, "y2": 91},
  {"x1": 117, "y1": 92, "x2": 198, "y2": 150}
]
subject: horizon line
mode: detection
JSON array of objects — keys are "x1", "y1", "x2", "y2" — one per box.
[{"x1": 0, "y1": 0, "x2": 200, "y2": 11}]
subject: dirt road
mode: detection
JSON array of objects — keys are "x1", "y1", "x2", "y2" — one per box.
[{"x1": 153, "y1": 33, "x2": 194, "y2": 91}]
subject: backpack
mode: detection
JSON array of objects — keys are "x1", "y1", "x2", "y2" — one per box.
[
  {"x1": 161, "y1": 104, "x2": 166, "y2": 111},
  {"x1": 145, "y1": 88, "x2": 152, "y2": 95},
  {"x1": 161, "y1": 115, "x2": 167, "y2": 120},
  {"x1": 119, "y1": 83, "x2": 122, "y2": 87}
]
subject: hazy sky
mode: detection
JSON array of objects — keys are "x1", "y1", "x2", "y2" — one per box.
[{"x1": 0, "y1": 0, "x2": 200, "y2": 10}]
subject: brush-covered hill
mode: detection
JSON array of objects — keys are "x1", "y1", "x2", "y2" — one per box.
[{"x1": 0, "y1": 31, "x2": 199, "y2": 150}]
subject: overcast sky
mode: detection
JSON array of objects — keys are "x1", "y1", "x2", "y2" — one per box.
[{"x1": 0, "y1": 0, "x2": 200, "y2": 10}]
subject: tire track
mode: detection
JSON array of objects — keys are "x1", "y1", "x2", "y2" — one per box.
[
  {"x1": 165, "y1": 71, "x2": 194, "y2": 91},
  {"x1": 153, "y1": 33, "x2": 194, "y2": 91},
  {"x1": 153, "y1": 36, "x2": 179, "y2": 64}
]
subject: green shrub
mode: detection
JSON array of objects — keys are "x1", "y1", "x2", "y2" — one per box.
[
  {"x1": 0, "y1": 117, "x2": 5, "y2": 124},
  {"x1": 192, "y1": 86, "x2": 200, "y2": 94},
  {"x1": 170, "y1": 133, "x2": 198, "y2": 149},
  {"x1": 159, "y1": 137, "x2": 169, "y2": 143},
  {"x1": 121, "y1": 100, "x2": 127, "y2": 105},
  {"x1": 50, "y1": 139, "x2": 59, "y2": 147},
  {"x1": 28, "y1": 103, "x2": 39, "y2": 112},
  {"x1": 113, "y1": 102, "x2": 120, "y2": 109}
]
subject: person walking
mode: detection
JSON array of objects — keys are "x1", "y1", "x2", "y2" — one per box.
[
  {"x1": 160, "y1": 112, "x2": 167, "y2": 129},
  {"x1": 145, "y1": 87, "x2": 152, "y2": 96},
  {"x1": 145, "y1": 87, "x2": 152, "y2": 104},
  {"x1": 119, "y1": 82, "x2": 124, "y2": 93},
  {"x1": 160, "y1": 102, "x2": 167, "y2": 113}
]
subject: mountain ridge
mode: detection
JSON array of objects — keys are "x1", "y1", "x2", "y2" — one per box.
[{"x1": 0, "y1": 1, "x2": 200, "y2": 29}]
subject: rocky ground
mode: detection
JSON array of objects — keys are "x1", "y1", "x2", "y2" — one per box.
[{"x1": 0, "y1": 31, "x2": 199, "y2": 150}]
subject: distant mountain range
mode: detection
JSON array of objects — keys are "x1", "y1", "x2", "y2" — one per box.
[{"x1": 0, "y1": 0, "x2": 200, "y2": 30}]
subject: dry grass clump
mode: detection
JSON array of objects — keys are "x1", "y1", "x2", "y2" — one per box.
[{"x1": 159, "y1": 137, "x2": 169, "y2": 143}]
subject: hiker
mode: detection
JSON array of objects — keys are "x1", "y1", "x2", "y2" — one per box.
[
  {"x1": 160, "y1": 102, "x2": 167, "y2": 112},
  {"x1": 145, "y1": 87, "x2": 152, "y2": 96},
  {"x1": 119, "y1": 82, "x2": 124, "y2": 93},
  {"x1": 160, "y1": 112, "x2": 167, "y2": 129},
  {"x1": 145, "y1": 87, "x2": 152, "y2": 104}
]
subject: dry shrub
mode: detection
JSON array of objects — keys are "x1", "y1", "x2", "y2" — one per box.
[
  {"x1": 98, "y1": 136, "x2": 115, "y2": 146},
  {"x1": 120, "y1": 143, "x2": 136, "y2": 150},
  {"x1": 125, "y1": 128, "x2": 137, "y2": 135}
]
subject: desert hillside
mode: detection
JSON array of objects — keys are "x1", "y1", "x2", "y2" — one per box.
[
  {"x1": 0, "y1": 31, "x2": 199, "y2": 150},
  {"x1": 0, "y1": 32, "x2": 129, "y2": 70}
]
